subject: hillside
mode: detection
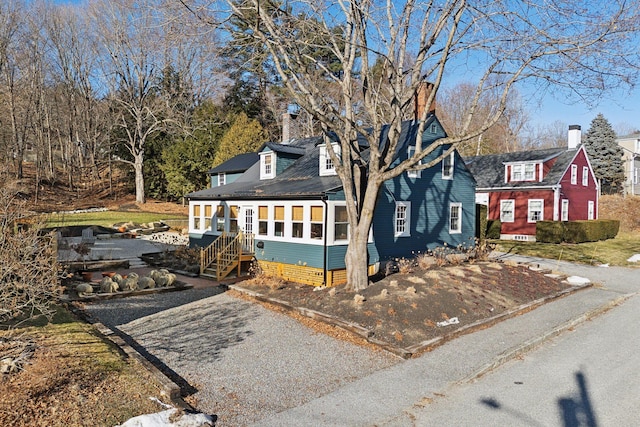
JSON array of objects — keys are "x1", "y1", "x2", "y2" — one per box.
[{"x1": 3, "y1": 163, "x2": 187, "y2": 216}]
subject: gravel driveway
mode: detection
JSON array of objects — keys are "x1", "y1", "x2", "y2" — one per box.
[{"x1": 84, "y1": 287, "x2": 400, "y2": 426}]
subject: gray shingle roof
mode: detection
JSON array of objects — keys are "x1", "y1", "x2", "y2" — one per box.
[
  {"x1": 464, "y1": 147, "x2": 579, "y2": 189},
  {"x1": 188, "y1": 118, "x2": 442, "y2": 200},
  {"x1": 207, "y1": 153, "x2": 259, "y2": 175}
]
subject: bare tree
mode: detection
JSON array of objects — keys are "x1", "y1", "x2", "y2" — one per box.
[
  {"x1": 0, "y1": 186, "x2": 61, "y2": 325},
  {"x1": 190, "y1": 0, "x2": 640, "y2": 290}
]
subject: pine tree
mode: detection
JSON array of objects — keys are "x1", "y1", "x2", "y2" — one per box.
[
  {"x1": 583, "y1": 113, "x2": 625, "y2": 194},
  {"x1": 212, "y1": 113, "x2": 265, "y2": 167}
]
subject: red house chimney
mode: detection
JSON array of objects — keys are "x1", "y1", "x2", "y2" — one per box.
[{"x1": 414, "y1": 81, "x2": 436, "y2": 120}]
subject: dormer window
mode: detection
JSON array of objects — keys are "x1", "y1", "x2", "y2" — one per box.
[
  {"x1": 510, "y1": 163, "x2": 536, "y2": 182},
  {"x1": 319, "y1": 143, "x2": 341, "y2": 176},
  {"x1": 260, "y1": 152, "x2": 275, "y2": 180},
  {"x1": 218, "y1": 173, "x2": 226, "y2": 186}
]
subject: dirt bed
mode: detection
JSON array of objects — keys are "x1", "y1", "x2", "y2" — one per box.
[{"x1": 236, "y1": 261, "x2": 571, "y2": 352}]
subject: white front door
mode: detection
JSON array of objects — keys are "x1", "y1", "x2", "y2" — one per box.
[{"x1": 239, "y1": 206, "x2": 254, "y2": 252}]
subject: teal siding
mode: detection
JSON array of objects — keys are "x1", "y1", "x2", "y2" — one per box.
[
  {"x1": 188, "y1": 233, "x2": 218, "y2": 249},
  {"x1": 373, "y1": 125, "x2": 477, "y2": 260},
  {"x1": 276, "y1": 153, "x2": 300, "y2": 175},
  {"x1": 210, "y1": 172, "x2": 244, "y2": 188},
  {"x1": 254, "y1": 241, "x2": 325, "y2": 269},
  {"x1": 326, "y1": 243, "x2": 379, "y2": 270}
]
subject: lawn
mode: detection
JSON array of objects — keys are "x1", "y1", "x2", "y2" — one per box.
[
  {"x1": 0, "y1": 306, "x2": 167, "y2": 426},
  {"x1": 493, "y1": 231, "x2": 640, "y2": 267},
  {"x1": 44, "y1": 210, "x2": 188, "y2": 228}
]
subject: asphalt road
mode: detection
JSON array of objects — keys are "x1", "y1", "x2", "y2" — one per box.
[{"x1": 387, "y1": 291, "x2": 640, "y2": 426}]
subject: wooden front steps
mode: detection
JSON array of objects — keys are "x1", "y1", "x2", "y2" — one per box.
[{"x1": 200, "y1": 232, "x2": 254, "y2": 281}]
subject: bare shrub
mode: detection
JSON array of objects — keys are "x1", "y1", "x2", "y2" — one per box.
[
  {"x1": 0, "y1": 188, "x2": 62, "y2": 326},
  {"x1": 396, "y1": 258, "x2": 415, "y2": 274}
]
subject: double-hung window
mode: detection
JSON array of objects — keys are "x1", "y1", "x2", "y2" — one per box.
[
  {"x1": 582, "y1": 167, "x2": 588, "y2": 186},
  {"x1": 193, "y1": 205, "x2": 201, "y2": 230},
  {"x1": 216, "y1": 205, "x2": 225, "y2": 232},
  {"x1": 274, "y1": 206, "x2": 285, "y2": 237},
  {"x1": 218, "y1": 173, "x2": 226, "y2": 186},
  {"x1": 449, "y1": 203, "x2": 462, "y2": 234},
  {"x1": 500, "y1": 200, "x2": 514, "y2": 222},
  {"x1": 229, "y1": 206, "x2": 238, "y2": 233},
  {"x1": 204, "y1": 205, "x2": 212, "y2": 230},
  {"x1": 407, "y1": 147, "x2": 420, "y2": 179},
  {"x1": 442, "y1": 152, "x2": 454, "y2": 180},
  {"x1": 561, "y1": 199, "x2": 569, "y2": 221},
  {"x1": 292, "y1": 206, "x2": 304, "y2": 238},
  {"x1": 588, "y1": 201, "x2": 595, "y2": 220},
  {"x1": 334, "y1": 205, "x2": 349, "y2": 241},
  {"x1": 258, "y1": 206, "x2": 268, "y2": 235},
  {"x1": 571, "y1": 164, "x2": 577, "y2": 185},
  {"x1": 310, "y1": 206, "x2": 324, "y2": 239},
  {"x1": 394, "y1": 202, "x2": 411, "y2": 237},
  {"x1": 319, "y1": 143, "x2": 341, "y2": 176},
  {"x1": 528, "y1": 199, "x2": 544, "y2": 222},
  {"x1": 260, "y1": 152, "x2": 275, "y2": 179}
]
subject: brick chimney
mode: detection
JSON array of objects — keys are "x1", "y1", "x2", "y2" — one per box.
[
  {"x1": 568, "y1": 125, "x2": 581, "y2": 150},
  {"x1": 414, "y1": 81, "x2": 436, "y2": 120}
]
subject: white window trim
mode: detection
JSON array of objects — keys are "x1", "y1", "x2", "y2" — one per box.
[
  {"x1": 449, "y1": 202, "x2": 462, "y2": 234},
  {"x1": 218, "y1": 173, "x2": 226, "y2": 186},
  {"x1": 528, "y1": 199, "x2": 544, "y2": 223},
  {"x1": 394, "y1": 201, "x2": 411, "y2": 237},
  {"x1": 319, "y1": 143, "x2": 340, "y2": 176},
  {"x1": 582, "y1": 166, "x2": 588, "y2": 186},
  {"x1": 588, "y1": 201, "x2": 595, "y2": 220},
  {"x1": 260, "y1": 151, "x2": 276, "y2": 180},
  {"x1": 500, "y1": 199, "x2": 515, "y2": 223},
  {"x1": 561, "y1": 199, "x2": 569, "y2": 221},
  {"x1": 570, "y1": 164, "x2": 577, "y2": 185},
  {"x1": 442, "y1": 152, "x2": 454, "y2": 180},
  {"x1": 407, "y1": 147, "x2": 420, "y2": 179},
  {"x1": 509, "y1": 162, "x2": 537, "y2": 182}
]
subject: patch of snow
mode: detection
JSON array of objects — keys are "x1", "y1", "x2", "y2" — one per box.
[
  {"x1": 566, "y1": 276, "x2": 591, "y2": 286},
  {"x1": 437, "y1": 317, "x2": 460, "y2": 327},
  {"x1": 116, "y1": 408, "x2": 214, "y2": 427},
  {"x1": 597, "y1": 263, "x2": 609, "y2": 268},
  {"x1": 627, "y1": 254, "x2": 640, "y2": 263}
]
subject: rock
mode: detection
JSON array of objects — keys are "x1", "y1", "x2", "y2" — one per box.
[
  {"x1": 76, "y1": 283, "x2": 93, "y2": 295},
  {"x1": 99, "y1": 277, "x2": 119, "y2": 293},
  {"x1": 354, "y1": 294, "x2": 366, "y2": 305},
  {"x1": 120, "y1": 278, "x2": 138, "y2": 291},
  {"x1": 138, "y1": 276, "x2": 156, "y2": 290},
  {"x1": 380, "y1": 289, "x2": 388, "y2": 297},
  {"x1": 406, "y1": 286, "x2": 416, "y2": 294}
]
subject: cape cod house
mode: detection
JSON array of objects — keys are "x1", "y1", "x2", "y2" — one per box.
[
  {"x1": 207, "y1": 152, "x2": 259, "y2": 188},
  {"x1": 465, "y1": 125, "x2": 599, "y2": 241},
  {"x1": 186, "y1": 117, "x2": 477, "y2": 286}
]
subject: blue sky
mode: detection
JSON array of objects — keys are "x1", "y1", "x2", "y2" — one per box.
[{"x1": 530, "y1": 87, "x2": 640, "y2": 134}]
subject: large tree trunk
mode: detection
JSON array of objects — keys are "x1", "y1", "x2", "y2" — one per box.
[
  {"x1": 133, "y1": 153, "x2": 145, "y2": 203},
  {"x1": 344, "y1": 228, "x2": 371, "y2": 291}
]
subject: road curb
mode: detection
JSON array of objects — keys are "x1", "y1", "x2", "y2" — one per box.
[
  {"x1": 459, "y1": 293, "x2": 634, "y2": 384},
  {"x1": 229, "y1": 281, "x2": 593, "y2": 360}
]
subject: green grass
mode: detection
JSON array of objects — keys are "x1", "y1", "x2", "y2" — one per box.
[
  {"x1": 494, "y1": 231, "x2": 640, "y2": 267},
  {"x1": 44, "y1": 210, "x2": 188, "y2": 228}
]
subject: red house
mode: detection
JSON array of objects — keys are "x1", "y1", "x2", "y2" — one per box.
[{"x1": 465, "y1": 125, "x2": 599, "y2": 241}]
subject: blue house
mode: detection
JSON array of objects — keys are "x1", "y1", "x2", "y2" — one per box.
[
  {"x1": 187, "y1": 116, "x2": 476, "y2": 286},
  {"x1": 207, "y1": 152, "x2": 259, "y2": 188}
]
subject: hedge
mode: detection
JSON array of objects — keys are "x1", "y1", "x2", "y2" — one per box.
[{"x1": 536, "y1": 219, "x2": 620, "y2": 243}]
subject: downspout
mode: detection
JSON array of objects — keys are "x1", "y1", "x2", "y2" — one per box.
[{"x1": 322, "y1": 197, "x2": 328, "y2": 286}]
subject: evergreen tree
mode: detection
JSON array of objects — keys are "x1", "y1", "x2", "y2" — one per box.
[
  {"x1": 583, "y1": 113, "x2": 625, "y2": 194},
  {"x1": 212, "y1": 113, "x2": 265, "y2": 167},
  {"x1": 160, "y1": 101, "x2": 227, "y2": 200}
]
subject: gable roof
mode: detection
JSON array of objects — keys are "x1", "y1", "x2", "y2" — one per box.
[
  {"x1": 207, "y1": 152, "x2": 259, "y2": 175},
  {"x1": 188, "y1": 117, "x2": 446, "y2": 201},
  {"x1": 464, "y1": 147, "x2": 580, "y2": 189}
]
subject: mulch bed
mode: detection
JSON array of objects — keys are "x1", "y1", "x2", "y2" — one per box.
[{"x1": 233, "y1": 260, "x2": 575, "y2": 357}]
